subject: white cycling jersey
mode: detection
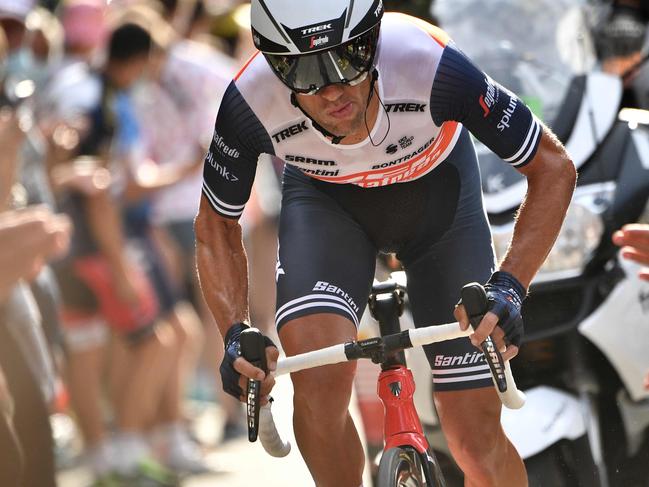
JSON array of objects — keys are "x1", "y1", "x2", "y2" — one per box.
[{"x1": 202, "y1": 13, "x2": 542, "y2": 218}]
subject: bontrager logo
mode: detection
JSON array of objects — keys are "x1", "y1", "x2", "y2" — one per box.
[
  {"x1": 373, "y1": 137, "x2": 435, "y2": 170},
  {"x1": 272, "y1": 121, "x2": 309, "y2": 143},
  {"x1": 301, "y1": 23, "x2": 332, "y2": 36},
  {"x1": 284, "y1": 155, "x2": 336, "y2": 166},
  {"x1": 434, "y1": 351, "x2": 486, "y2": 367},
  {"x1": 384, "y1": 103, "x2": 426, "y2": 113}
]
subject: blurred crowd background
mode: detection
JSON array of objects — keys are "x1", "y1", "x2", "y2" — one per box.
[{"x1": 1, "y1": 0, "x2": 648, "y2": 486}]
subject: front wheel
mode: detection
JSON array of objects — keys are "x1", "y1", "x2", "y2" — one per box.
[{"x1": 377, "y1": 446, "x2": 444, "y2": 487}]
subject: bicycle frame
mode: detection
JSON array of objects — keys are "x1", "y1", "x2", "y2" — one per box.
[
  {"x1": 378, "y1": 365, "x2": 429, "y2": 454},
  {"x1": 369, "y1": 281, "x2": 445, "y2": 485}
]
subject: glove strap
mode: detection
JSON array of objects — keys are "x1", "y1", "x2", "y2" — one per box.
[
  {"x1": 486, "y1": 271, "x2": 526, "y2": 306},
  {"x1": 224, "y1": 322, "x2": 250, "y2": 351}
]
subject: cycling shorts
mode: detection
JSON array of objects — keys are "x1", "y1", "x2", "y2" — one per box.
[
  {"x1": 276, "y1": 128, "x2": 495, "y2": 391},
  {"x1": 55, "y1": 254, "x2": 159, "y2": 344}
]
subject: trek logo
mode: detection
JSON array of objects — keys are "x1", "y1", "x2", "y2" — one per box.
[
  {"x1": 385, "y1": 144, "x2": 398, "y2": 155},
  {"x1": 284, "y1": 155, "x2": 336, "y2": 166},
  {"x1": 212, "y1": 132, "x2": 240, "y2": 159},
  {"x1": 497, "y1": 97, "x2": 517, "y2": 132},
  {"x1": 272, "y1": 121, "x2": 309, "y2": 143},
  {"x1": 310, "y1": 35, "x2": 329, "y2": 49},
  {"x1": 434, "y1": 351, "x2": 486, "y2": 367},
  {"x1": 384, "y1": 102, "x2": 426, "y2": 113},
  {"x1": 479, "y1": 76, "x2": 498, "y2": 118},
  {"x1": 301, "y1": 23, "x2": 332, "y2": 36},
  {"x1": 313, "y1": 281, "x2": 360, "y2": 313},
  {"x1": 206, "y1": 152, "x2": 239, "y2": 182},
  {"x1": 389, "y1": 381, "x2": 402, "y2": 397}
]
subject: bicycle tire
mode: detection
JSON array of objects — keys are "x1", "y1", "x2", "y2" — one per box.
[{"x1": 377, "y1": 446, "x2": 436, "y2": 487}]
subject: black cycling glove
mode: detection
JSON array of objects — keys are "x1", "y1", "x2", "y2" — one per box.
[
  {"x1": 484, "y1": 271, "x2": 526, "y2": 348},
  {"x1": 220, "y1": 322, "x2": 276, "y2": 399}
]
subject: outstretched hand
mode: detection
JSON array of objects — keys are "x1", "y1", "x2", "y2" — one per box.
[{"x1": 613, "y1": 224, "x2": 649, "y2": 281}]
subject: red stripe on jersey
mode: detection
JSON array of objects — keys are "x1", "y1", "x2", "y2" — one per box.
[
  {"x1": 310, "y1": 121, "x2": 460, "y2": 187},
  {"x1": 234, "y1": 51, "x2": 261, "y2": 81},
  {"x1": 389, "y1": 12, "x2": 450, "y2": 48}
]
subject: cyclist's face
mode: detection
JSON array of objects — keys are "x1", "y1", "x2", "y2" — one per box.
[{"x1": 294, "y1": 76, "x2": 377, "y2": 144}]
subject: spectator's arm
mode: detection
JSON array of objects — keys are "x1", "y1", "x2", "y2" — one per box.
[{"x1": 0, "y1": 207, "x2": 71, "y2": 303}]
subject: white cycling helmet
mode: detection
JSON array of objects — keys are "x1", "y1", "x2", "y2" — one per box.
[{"x1": 251, "y1": 0, "x2": 384, "y2": 94}]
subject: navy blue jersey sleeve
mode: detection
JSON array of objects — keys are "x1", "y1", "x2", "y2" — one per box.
[
  {"x1": 430, "y1": 43, "x2": 541, "y2": 168},
  {"x1": 202, "y1": 82, "x2": 275, "y2": 219}
]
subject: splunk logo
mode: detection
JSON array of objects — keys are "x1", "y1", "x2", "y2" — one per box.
[
  {"x1": 434, "y1": 351, "x2": 486, "y2": 367},
  {"x1": 497, "y1": 96, "x2": 517, "y2": 132},
  {"x1": 206, "y1": 151, "x2": 239, "y2": 182},
  {"x1": 479, "y1": 76, "x2": 498, "y2": 118}
]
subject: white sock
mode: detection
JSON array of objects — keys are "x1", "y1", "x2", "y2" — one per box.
[
  {"x1": 86, "y1": 440, "x2": 113, "y2": 476},
  {"x1": 111, "y1": 431, "x2": 150, "y2": 474}
]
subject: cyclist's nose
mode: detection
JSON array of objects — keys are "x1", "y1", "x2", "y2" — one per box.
[{"x1": 318, "y1": 83, "x2": 345, "y2": 102}]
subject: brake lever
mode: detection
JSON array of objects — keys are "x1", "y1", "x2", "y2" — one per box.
[
  {"x1": 461, "y1": 283, "x2": 508, "y2": 393},
  {"x1": 239, "y1": 327, "x2": 269, "y2": 442}
]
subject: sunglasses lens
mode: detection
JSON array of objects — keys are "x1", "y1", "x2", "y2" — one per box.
[{"x1": 265, "y1": 25, "x2": 380, "y2": 94}]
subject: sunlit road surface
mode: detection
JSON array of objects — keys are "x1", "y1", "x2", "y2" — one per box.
[{"x1": 58, "y1": 373, "x2": 372, "y2": 487}]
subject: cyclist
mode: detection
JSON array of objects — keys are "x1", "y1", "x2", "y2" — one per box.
[{"x1": 195, "y1": 1, "x2": 577, "y2": 486}]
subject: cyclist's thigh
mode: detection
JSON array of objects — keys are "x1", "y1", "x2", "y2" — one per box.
[
  {"x1": 402, "y1": 137, "x2": 496, "y2": 392},
  {"x1": 276, "y1": 167, "x2": 377, "y2": 334}
]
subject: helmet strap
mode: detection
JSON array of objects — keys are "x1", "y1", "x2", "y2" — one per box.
[{"x1": 365, "y1": 69, "x2": 390, "y2": 147}]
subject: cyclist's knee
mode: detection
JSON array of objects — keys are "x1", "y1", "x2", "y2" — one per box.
[
  {"x1": 437, "y1": 389, "x2": 507, "y2": 480},
  {"x1": 292, "y1": 360, "x2": 357, "y2": 417}
]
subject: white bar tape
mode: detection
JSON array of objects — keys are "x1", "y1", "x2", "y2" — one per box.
[
  {"x1": 259, "y1": 403, "x2": 291, "y2": 457},
  {"x1": 275, "y1": 344, "x2": 348, "y2": 377},
  {"x1": 407, "y1": 322, "x2": 471, "y2": 347},
  {"x1": 497, "y1": 361, "x2": 526, "y2": 409}
]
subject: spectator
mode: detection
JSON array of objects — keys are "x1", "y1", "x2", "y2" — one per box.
[
  {"x1": 46, "y1": 19, "x2": 180, "y2": 486},
  {"x1": 613, "y1": 223, "x2": 649, "y2": 280},
  {"x1": 0, "y1": 9, "x2": 72, "y2": 487},
  {"x1": 613, "y1": 222, "x2": 649, "y2": 391},
  {"x1": 597, "y1": 0, "x2": 649, "y2": 107}
]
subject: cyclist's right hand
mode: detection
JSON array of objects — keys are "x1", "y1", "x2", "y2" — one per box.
[{"x1": 220, "y1": 322, "x2": 279, "y2": 403}]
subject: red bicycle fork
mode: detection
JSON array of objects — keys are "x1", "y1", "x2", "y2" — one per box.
[{"x1": 378, "y1": 365, "x2": 430, "y2": 454}]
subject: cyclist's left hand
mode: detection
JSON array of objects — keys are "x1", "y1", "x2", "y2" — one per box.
[{"x1": 456, "y1": 272, "x2": 526, "y2": 361}]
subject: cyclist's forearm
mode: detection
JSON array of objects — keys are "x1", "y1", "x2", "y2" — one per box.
[
  {"x1": 498, "y1": 130, "x2": 576, "y2": 288},
  {"x1": 195, "y1": 198, "x2": 250, "y2": 338}
]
